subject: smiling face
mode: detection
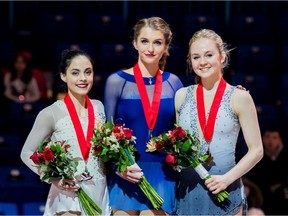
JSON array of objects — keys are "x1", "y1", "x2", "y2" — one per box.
[
  {"x1": 189, "y1": 37, "x2": 225, "y2": 80},
  {"x1": 133, "y1": 27, "x2": 168, "y2": 66},
  {"x1": 60, "y1": 55, "x2": 93, "y2": 97}
]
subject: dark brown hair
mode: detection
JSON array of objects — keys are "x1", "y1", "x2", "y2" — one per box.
[{"x1": 59, "y1": 49, "x2": 94, "y2": 75}]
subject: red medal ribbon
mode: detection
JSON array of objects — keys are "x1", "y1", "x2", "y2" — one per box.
[
  {"x1": 64, "y1": 93, "x2": 95, "y2": 160},
  {"x1": 196, "y1": 77, "x2": 226, "y2": 142},
  {"x1": 133, "y1": 62, "x2": 162, "y2": 131}
]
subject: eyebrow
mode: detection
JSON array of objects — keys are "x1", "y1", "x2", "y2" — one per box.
[
  {"x1": 139, "y1": 37, "x2": 163, "y2": 41},
  {"x1": 70, "y1": 67, "x2": 92, "y2": 71},
  {"x1": 191, "y1": 50, "x2": 213, "y2": 55}
]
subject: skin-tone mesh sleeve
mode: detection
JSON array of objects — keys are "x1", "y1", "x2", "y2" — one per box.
[
  {"x1": 104, "y1": 73, "x2": 123, "y2": 124},
  {"x1": 20, "y1": 107, "x2": 55, "y2": 175}
]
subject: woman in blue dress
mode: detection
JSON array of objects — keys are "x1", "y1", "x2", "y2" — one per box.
[
  {"x1": 104, "y1": 17, "x2": 183, "y2": 215},
  {"x1": 174, "y1": 29, "x2": 263, "y2": 215}
]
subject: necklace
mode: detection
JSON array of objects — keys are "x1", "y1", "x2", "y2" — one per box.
[{"x1": 148, "y1": 77, "x2": 152, "y2": 85}]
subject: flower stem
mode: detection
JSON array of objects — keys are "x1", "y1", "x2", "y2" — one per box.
[
  {"x1": 77, "y1": 187, "x2": 102, "y2": 215},
  {"x1": 123, "y1": 148, "x2": 164, "y2": 209},
  {"x1": 204, "y1": 175, "x2": 230, "y2": 203}
]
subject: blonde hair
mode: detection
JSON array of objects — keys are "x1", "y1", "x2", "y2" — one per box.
[
  {"x1": 187, "y1": 29, "x2": 231, "y2": 83},
  {"x1": 133, "y1": 17, "x2": 172, "y2": 71}
]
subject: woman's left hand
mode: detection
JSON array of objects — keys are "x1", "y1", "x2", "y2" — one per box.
[{"x1": 204, "y1": 175, "x2": 230, "y2": 195}]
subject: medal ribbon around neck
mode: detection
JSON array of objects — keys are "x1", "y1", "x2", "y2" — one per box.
[
  {"x1": 64, "y1": 93, "x2": 95, "y2": 160},
  {"x1": 196, "y1": 77, "x2": 226, "y2": 142},
  {"x1": 133, "y1": 62, "x2": 162, "y2": 131}
]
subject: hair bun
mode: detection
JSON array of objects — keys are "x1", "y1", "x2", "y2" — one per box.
[{"x1": 61, "y1": 49, "x2": 70, "y2": 59}]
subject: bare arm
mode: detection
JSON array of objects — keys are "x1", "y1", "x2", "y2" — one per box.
[
  {"x1": 206, "y1": 89, "x2": 263, "y2": 194},
  {"x1": 227, "y1": 89, "x2": 263, "y2": 181}
]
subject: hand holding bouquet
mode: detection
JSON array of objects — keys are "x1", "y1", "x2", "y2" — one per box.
[
  {"x1": 91, "y1": 122, "x2": 164, "y2": 209},
  {"x1": 146, "y1": 125, "x2": 229, "y2": 203},
  {"x1": 30, "y1": 140, "x2": 102, "y2": 215}
]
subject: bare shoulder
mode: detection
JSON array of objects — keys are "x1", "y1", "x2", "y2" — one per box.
[
  {"x1": 176, "y1": 87, "x2": 188, "y2": 98},
  {"x1": 231, "y1": 87, "x2": 255, "y2": 115},
  {"x1": 232, "y1": 87, "x2": 253, "y2": 102},
  {"x1": 175, "y1": 87, "x2": 189, "y2": 110}
]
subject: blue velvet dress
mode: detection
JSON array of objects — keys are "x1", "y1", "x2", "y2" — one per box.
[
  {"x1": 176, "y1": 85, "x2": 247, "y2": 215},
  {"x1": 104, "y1": 70, "x2": 183, "y2": 214}
]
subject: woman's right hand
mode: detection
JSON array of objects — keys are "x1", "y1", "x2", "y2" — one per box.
[{"x1": 116, "y1": 163, "x2": 143, "y2": 184}]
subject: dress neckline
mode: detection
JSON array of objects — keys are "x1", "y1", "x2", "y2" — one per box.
[{"x1": 117, "y1": 70, "x2": 170, "y2": 85}]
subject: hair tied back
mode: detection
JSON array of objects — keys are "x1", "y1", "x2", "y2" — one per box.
[{"x1": 61, "y1": 49, "x2": 70, "y2": 59}]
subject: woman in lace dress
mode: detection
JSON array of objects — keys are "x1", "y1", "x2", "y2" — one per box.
[
  {"x1": 174, "y1": 29, "x2": 263, "y2": 215},
  {"x1": 20, "y1": 49, "x2": 111, "y2": 215},
  {"x1": 104, "y1": 17, "x2": 183, "y2": 215}
]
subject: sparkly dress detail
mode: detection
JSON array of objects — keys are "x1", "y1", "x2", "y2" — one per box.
[{"x1": 176, "y1": 85, "x2": 247, "y2": 215}]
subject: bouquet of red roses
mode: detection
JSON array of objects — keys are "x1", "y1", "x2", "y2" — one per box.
[
  {"x1": 146, "y1": 125, "x2": 229, "y2": 203},
  {"x1": 91, "y1": 122, "x2": 164, "y2": 209},
  {"x1": 30, "y1": 140, "x2": 102, "y2": 215}
]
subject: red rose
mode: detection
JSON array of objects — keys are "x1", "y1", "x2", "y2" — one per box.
[
  {"x1": 175, "y1": 127, "x2": 186, "y2": 139},
  {"x1": 112, "y1": 124, "x2": 122, "y2": 134},
  {"x1": 173, "y1": 127, "x2": 186, "y2": 139},
  {"x1": 155, "y1": 141, "x2": 164, "y2": 150},
  {"x1": 166, "y1": 154, "x2": 177, "y2": 165},
  {"x1": 30, "y1": 152, "x2": 41, "y2": 164},
  {"x1": 43, "y1": 148, "x2": 54, "y2": 162},
  {"x1": 112, "y1": 125, "x2": 125, "y2": 141},
  {"x1": 113, "y1": 132, "x2": 125, "y2": 141},
  {"x1": 123, "y1": 128, "x2": 133, "y2": 139},
  {"x1": 93, "y1": 145, "x2": 103, "y2": 153},
  {"x1": 168, "y1": 132, "x2": 177, "y2": 143}
]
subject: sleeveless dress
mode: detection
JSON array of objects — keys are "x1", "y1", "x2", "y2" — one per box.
[
  {"x1": 176, "y1": 85, "x2": 247, "y2": 215},
  {"x1": 104, "y1": 70, "x2": 183, "y2": 214},
  {"x1": 21, "y1": 99, "x2": 111, "y2": 215}
]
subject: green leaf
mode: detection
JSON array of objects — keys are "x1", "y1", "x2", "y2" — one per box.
[
  {"x1": 101, "y1": 148, "x2": 109, "y2": 155},
  {"x1": 162, "y1": 133, "x2": 168, "y2": 141},
  {"x1": 55, "y1": 143, "x2": 61, "y2": 153},
  {"x1": 38, "y1": 141, "x2": 47, "y2": 153},
  {"x1": 41, "y1": 174, "x2": 49, "y2": 181},
  {"x1": 182, "y1": 139, "x2": 191, "y2": 152},
  {"x1": 106, "y1": 121, "x2": 113, "y2": 130}
]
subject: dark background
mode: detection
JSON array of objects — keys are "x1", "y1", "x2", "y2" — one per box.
[{"x1": 0, "y1": 1, "x2": 287, "y2": 215}]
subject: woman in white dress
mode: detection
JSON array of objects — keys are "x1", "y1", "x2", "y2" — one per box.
[{"x1": 20, "y1": 49, "x2": 111, "y2": 215}]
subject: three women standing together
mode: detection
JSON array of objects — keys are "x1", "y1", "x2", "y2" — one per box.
[{"x1": 21, "y1": 16, "x2": 263, "y2": 215}]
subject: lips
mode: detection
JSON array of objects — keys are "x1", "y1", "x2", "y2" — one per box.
[
  {"x1": 76, "y1": 84, "x2": 89, "y2": 88},
  {"x1": 200, "y1": 67, "x2": 210, "y2": 72},
  {"x1": 145, "y1": 53, "x2": 155, "y2": 57}
]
